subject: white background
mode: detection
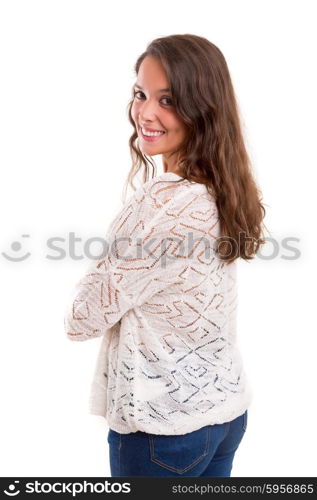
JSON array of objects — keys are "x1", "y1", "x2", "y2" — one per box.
[{"x1": 0, "y1": 0, "x2": 316, "y2": 477}]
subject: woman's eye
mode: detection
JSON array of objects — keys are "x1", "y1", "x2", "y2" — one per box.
[
  {"x1": 133, "y1": 90, "x2": 144, "y2": 99},
  {"x1": 133, "y1": 90, "x2": 173, "y2": 106},
  {"x1": 161, "y1": 97, "x2": 173, "y2": 106}
]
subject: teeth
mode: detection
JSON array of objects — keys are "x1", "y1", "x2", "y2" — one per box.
[{"x1": 142, "y1": 127, "x2": 165, "y2": 137}]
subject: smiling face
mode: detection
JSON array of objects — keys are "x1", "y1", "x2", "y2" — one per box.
[{"x1": 131, "y1": 56, "x2": 188, "y2": 173}]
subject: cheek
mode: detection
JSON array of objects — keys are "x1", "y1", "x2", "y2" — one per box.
[
  {"x1": 131, "y1": 102, "x2": 139, "y2": 123},
  {"x1": 176, "y1": 121, "x2": 188, "y2": 139},
  {"x1": 167, "y1": 116, "x2": 185, "y2": 134},
  {"x1": 170, "y1": 123, "x2": 187, "y2": 140}
]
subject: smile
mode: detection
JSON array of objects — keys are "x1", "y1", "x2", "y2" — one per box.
[{"x1": 140, "y1": 128, "x2": 166, "y2": 142}]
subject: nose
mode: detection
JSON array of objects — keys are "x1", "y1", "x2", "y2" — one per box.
[{"x1": 138, "y1": 98, "x2": 158, "y2": 122}]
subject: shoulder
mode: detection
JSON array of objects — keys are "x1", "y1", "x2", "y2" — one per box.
[
  {"x1": 128, "y1": 174, "x2": 218, "y2": 240},
  {"x1": 109, "y1": 173, "x2": 217, "y2": 239},
  {"x1": 132, "y1": 172, "x2": 213, "y2": 211}
]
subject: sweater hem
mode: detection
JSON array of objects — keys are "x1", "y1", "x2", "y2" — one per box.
[{"x1": 89, "y1": 385, "x2": 253, "y2": 436}]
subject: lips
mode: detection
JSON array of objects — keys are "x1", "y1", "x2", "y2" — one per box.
[{"x1": 140, "y1": 125, "x2": 165, "y2": 133}]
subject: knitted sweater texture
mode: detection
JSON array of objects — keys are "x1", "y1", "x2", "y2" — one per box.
[{"x1": 64, "y1": 172, "x2": 253, "y2": 435}]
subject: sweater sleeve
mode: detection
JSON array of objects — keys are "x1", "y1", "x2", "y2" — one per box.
[{"x1": 64, "y1": 188, "x2": 196, "y2": 341}]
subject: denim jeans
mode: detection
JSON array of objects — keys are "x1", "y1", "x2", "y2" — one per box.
[{"x1": 107, "y1": 410, "x2": 248, "y2": 477}]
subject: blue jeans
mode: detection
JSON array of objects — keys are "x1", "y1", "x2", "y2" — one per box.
[{"x1": 107, "y1": 410, "x2": 248, "y2": 477}]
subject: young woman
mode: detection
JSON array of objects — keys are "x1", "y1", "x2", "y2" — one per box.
[{"x1": 65, "y1": 34, "x2": 267, "y2": 477}]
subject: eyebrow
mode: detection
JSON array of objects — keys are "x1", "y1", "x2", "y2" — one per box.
[{"x1": 134, "y1": 84, "x2": 171, "y2": 93}]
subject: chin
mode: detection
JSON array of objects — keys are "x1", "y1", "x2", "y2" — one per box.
[{"x1": 141, "y1": 147, "x2": 164, "y2": 156}]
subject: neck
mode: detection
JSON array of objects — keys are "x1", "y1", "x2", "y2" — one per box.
[{"x1": 163, "y1": 156, "x2": 183, "y2": 176}]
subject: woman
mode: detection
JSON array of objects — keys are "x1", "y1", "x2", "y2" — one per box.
[{"x1": 64, "y1": 34, "x2": 267, "y2": 477}]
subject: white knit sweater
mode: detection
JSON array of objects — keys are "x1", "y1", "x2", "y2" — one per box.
[{"x1": 64, "y1": 171, "x2": 253, "y2": 435}]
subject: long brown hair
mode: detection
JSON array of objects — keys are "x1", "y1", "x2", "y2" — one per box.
[{"x1": 123, "y1": 34, "x2": 268, "y2": 264}]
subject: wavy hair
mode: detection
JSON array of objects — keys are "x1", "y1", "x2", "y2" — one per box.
[{"x1": 123, "y1": 34, "x2": 268, "y2": 264}]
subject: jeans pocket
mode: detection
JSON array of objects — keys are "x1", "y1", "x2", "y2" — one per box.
[
  {"x1": 242, "y1": 410, "x2": 248, "y2": 432},
  {"x1": 148, "y1": 426, "x2": 211, "y2": 474}
]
